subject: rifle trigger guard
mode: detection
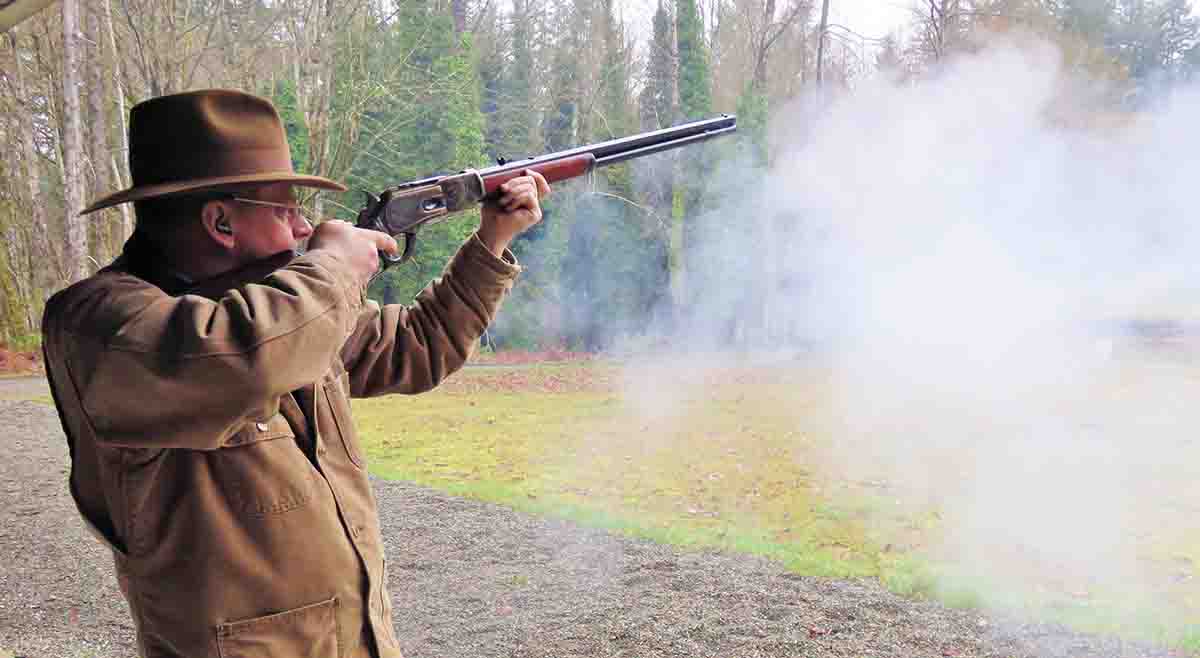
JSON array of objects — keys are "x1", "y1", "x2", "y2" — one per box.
[{"x1": 396, "y1": 233, "x2": 418, "y2": 265}]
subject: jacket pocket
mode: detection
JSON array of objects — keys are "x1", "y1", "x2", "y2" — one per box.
[
  {"x1": 323, "y1": 374, "x2": 364, "y2": 468},
  {"x1": 216, "y1": 597, "x2": 339, "y2": 658},
  {"x1": 215, "y1": 414, "x2": 317, "y2": 517}
]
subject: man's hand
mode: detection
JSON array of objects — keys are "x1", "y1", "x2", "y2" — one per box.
[
  {"x1": 478, "y1": 170, "x2": 552, "y2": 257},
  {"x1": 307, "y1": 220, "x2": 399, "y2": 289}
]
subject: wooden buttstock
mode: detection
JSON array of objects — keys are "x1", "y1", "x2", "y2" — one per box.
[{"x1": 482, "y1": 153, "x2": 596, "y2": 197}]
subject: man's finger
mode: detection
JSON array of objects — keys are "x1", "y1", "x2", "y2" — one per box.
[
  {"x1": 507, "y1": 190, "x2": 534, "y2": 209},
  {"x1": 503, "y1": 180, "x2": 533, "y2": 197},
  {"x1": 524, "y1": 169, "x2": 551, "y2": 198},
  {"x1": 370, "y1": 231, "x2": 400, "y2": 255},
  {"x1": 501, "y1": 178, "x2": 529, "y2": 195},
  {"x1": 500, "y1": 186, "x2": 531, "y2": 207},
  {"x1": 514, "y1": 187, "x2": 539, "y2": 207}
]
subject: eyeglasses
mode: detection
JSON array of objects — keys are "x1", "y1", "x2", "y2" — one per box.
[{"x1": 228, "y1": 197, "x2": 314, "y2": 227}]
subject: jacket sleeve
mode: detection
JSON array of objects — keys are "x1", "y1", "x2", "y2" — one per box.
[
  {"x1": 42, "y1": 251, "x2": 366, "y2": 450},
  {"x1": 340, "y1": 233, "x2": 521, "y2": 398}
]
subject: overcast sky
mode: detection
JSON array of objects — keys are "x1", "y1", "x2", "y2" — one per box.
[
  {"x1": 825, "y1": 0, "x2": 912, "y2": 40},
  {"x1": 617, "y1": 0, "x2": 914, "y2": 65},
  {"x1": 618, "y1": 0, "x2": 1197, "y2": 61}
]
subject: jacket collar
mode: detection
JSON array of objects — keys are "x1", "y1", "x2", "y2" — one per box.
[{"x1": 115, "y1": 230, "x2": 296, "y2": 299}]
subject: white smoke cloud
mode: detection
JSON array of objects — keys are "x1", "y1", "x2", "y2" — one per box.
[{"x1": 677, "y1": 37, "x2": 1200, "y2": 625}]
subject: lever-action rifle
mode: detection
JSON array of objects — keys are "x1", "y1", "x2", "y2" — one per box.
[{"x1": 356, "y1": 114, "x2": 737, "y2": 266}]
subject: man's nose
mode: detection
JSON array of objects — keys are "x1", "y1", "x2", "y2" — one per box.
[{"x1": 293, "y1": 213, "x2": 314, "y2": 239}]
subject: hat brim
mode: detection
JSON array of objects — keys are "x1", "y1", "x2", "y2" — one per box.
[{"x1": 80, "y1": 172, "x2": 348, "y2": 215}]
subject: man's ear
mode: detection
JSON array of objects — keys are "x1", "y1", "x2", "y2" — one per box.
[{"x1": 200, "y1": 200, "x2": 236, "y2": 249}]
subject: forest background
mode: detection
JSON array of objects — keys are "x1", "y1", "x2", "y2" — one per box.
[{"x1": 0, "y1": 0, "x2": 1197, "y2": 354}]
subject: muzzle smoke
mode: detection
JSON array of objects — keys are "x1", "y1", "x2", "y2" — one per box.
[{"x1": 646, "y1": 38, "x2": 1200, "y2": 628}]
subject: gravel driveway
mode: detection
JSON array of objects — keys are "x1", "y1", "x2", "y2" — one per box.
[{"x1": 0, "y1": 380, "x2": 1187, "y2": 658}]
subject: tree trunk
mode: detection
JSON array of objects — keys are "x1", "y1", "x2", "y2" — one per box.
[
  {"x1": 105, "y1": 0, "x2": 133, "y2": 242},
  {"x1": 313, "y1": 16, "x2": 336, "y2": 219},
  {"x1": 86, "y1": 1, "x2": 113, "y2": 263},
  {"x1": 816, "y1": 0, "x2": 831, "y2": 86},
  {"x1": 453, "y1": 0, "x2": 467, "y2": 36},
  {"x1": 12, "y1": 32, "x2": 54, "y2": 293},
  {"x1": 2, "y1": 39, "x2": 31, "y2": 339},
  {"x1": 294, "y1": 0, "x2": 333, "y2": 193},
  {"x1": 62, "y1": 0, "x2": 90, "y2": 283},
  {"x1": 754, "y1": 0, "x2": 776, "y2": 90}
]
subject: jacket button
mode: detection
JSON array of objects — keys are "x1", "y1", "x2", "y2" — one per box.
[
  {"x1": 317, "y1": 444, "x2": 327, "y2": 456},
  {"x1": 256, "y1": 422, "x2": 269, "y2": 431}
]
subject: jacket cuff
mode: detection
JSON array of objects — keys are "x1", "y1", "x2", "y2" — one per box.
[
  {"x1": 440, "y1": 233, "x2": 522, "y2": 297},
  {"x1": 464, "y1": 232, "x2": 522, "y2": 277}
]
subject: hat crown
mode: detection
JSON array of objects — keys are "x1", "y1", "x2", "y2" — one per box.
[
  {"x1": 80, "y1": 88, "x2": 344, "y2": 215},
  {"x1": 128, "y1": 89, "x2": 294, "y2": 188}
]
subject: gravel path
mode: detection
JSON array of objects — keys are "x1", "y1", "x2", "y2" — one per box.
[{"x1": 0, "y1": 383, "x2": 1188, "y2": 658}]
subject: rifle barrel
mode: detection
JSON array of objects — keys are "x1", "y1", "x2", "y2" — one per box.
[
  {"x1": 594, "y1": 126, "x2": 738, "y2": 167},
  {"x1": 479, "y1": 114, "x2": 737, "y2": 178}
]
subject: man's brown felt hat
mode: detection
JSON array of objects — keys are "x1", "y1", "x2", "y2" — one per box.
[{"x1": 80, "y1": 89, "x2": 346, "y2": 215}]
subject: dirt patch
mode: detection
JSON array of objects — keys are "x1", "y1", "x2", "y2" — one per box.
[
  {"x1": 0, "y1": 394, "x2": 1189, "y2": 658},
  {"x1": 441, "y1": 364, "x2": 618, "y2": 395},
  {"x1": 471, "y1": 349, "x2": 596, "y2": 365},
  {"x1": 0, "y1": 348, "x2": 42, "y2": 377}
]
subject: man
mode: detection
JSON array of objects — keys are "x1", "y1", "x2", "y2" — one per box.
[{"x1": 41, "y1": 89, "x2": 549, "y2": 657}]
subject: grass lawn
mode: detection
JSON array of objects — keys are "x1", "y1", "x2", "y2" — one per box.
[
  {"x1": 353, "y1": 357, "x2": 1200, "y2": 651},
  {"x1": 357, "y1": 360, "x2": 890, "y2": 578}
]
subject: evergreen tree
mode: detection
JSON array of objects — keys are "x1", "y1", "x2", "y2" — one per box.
[
  {"x1": 337, "y1": 0, "x2": 486, "y2": 304},
  {"x1": 558, "y1": 0, "x2": 672, "y2": 351},
  {"x1": 483, "y1": 0, "x2": 569, "y2": 349},
  {"x1": 597, "y1": 0, "x2": 634, "y2": 141},
  {"x1": 491, "y1": 0, "x2": 539, "y2": 163},
  {"x1": 477, "y1": 4, "x2": 508, "y2": 160},
  {"x1": 635, "y1": 0, "x2": 679, "y2": 332},
  {"x1": 676, "y1": 0, "x2": 713, "y2": 121},
  {"x1": 597, "y1": 0, "x2": 635, "y2": 193},
  {"x1": 543, "y1": 0, "x2": 584, "y2": 151},
  {"x1": 676, "y1": 0, "x2": 715, "y2": 317},
  {"x1": 542, "y1": 50, "x2": 578, "y2": 152},
  {"x1": 269, "y1": 79, "x2": 311, "y2": 174},
  {"x1": 639, "y1": 0, "x2": 676, "y2": 130},
  {"x1": 491, "y1": 0, "x2": 548, "y2": 252},
  {"x1": 735, "y1": 85, "x2": 769, "y2": 164},
  {"x1": 1152, "y1": 0, "x2": 1199, "y2": 81},
  {"x1": 563, "y1": 194, "x2": 672, "y2": 351}
]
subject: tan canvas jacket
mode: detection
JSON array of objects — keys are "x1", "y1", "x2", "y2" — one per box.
[{"x1": 42, "y1": 231, "x2": 520, "y2": 658}]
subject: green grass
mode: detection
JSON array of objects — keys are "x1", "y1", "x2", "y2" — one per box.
[
  {"x1": 348, "y1": 359, "x2": 1199, "y2": 651},
  {"x1": 356, "y1": 362, "x2": 887, "y2": 579}
]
